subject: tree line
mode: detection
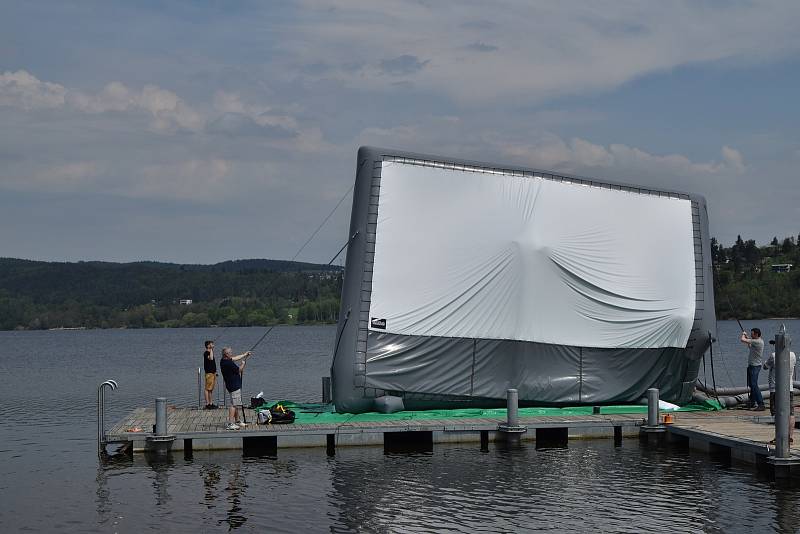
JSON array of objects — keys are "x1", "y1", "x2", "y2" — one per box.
[
  {"x1": 0, "y1": 258, "x2": 342, "y2": 330},
  {"x1": 712, "y1": 234, "x2": 800, "y2": 319},
  {"x1": 2, "y1": 235, "x2": 799, "y2": 331}
]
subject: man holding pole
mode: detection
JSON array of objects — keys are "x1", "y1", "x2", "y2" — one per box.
[
  {"x1": 741, "y1": 328, "x2": 766, "y2": 411},
  {"x1": 220, "y1": 347, "x2": 252, "y2": 430}
]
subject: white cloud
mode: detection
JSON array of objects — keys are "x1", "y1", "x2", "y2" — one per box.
[
  {"x1": 721, "y1": 146, "x2": 746, "y2": 173},
  {"x1": 213, "y1": 90, "x2": 298, "y2": 131},
  {"x1": 1, "y1": 70, "x2": 204, "y2": 132},
  {"x1": 289, "y1": 1, "x2": 800, "y2": 103},
  {"x1": 69, "y1": 81, "x2": 204, "y2": 132},
  {"x1": 495, "y1": 134, "x2": 746, "y2": 176},
  {"x1": 356, "y1": 119, "x2": 746, "y2": 179},
  {"x1": 0, "y1": 70, "x2": 66, "y2": 110}
]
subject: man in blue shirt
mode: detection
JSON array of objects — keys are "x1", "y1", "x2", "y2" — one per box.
[{"x1": 220, "y1": 347, "x2": 252, "y2": 430}]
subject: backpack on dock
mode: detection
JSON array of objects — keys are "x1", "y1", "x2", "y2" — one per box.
[
  {"x1": 254, "y1": 403, "x2": 296, "y2": 424},
  {"x1": 268, "y1": 403, "x2": 295, "y2": 424}
]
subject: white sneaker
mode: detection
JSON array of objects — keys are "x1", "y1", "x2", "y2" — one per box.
[
  {"x1": 226, "y1": 423, "x2": 239, "y2": 430},
  {"x1": 236, "y1": 421, "x2": 247, "y2": 428}
]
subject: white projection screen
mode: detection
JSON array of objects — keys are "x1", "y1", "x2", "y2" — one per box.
[{"x1": 368, "y1": 161, "x2": 696, "y2": 349}]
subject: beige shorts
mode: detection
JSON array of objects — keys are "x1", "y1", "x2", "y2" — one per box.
[
  {"x1": 227, "y1": 389, "x2": 242, "y2": 406},
  {"x1": 204, "y1": 373, "x2": 216, "y2": 391}
]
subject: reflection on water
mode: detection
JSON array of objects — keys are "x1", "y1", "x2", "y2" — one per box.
[
  {"x1": 86, "y1": 440, "x2": 800, "y2": 533},
  {"x1": 201, "y1": 463, "x2": 221, "y2": 510},
  {"x1": 4, "y1": 322, "x2": 800, "y2": 531},
  {"x1": 221, "y1": 464, "x2": 247, "y2": 531}
]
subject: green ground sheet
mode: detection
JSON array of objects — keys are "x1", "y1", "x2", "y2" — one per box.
[{"x1": 258, "y1": 397, "x2": 723, "y2": 426}]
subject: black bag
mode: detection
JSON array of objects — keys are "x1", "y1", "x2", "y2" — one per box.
[
  {"x1": 250, "y1": 397, "x2": 267, "y2": 409},
  {"x1": 268, "y1": 403, "x2": 296, "y2": 424}
]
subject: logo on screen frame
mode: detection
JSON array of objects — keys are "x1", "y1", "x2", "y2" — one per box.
[{"x1": 370, "y1": 317, "x2": 387, "y2": 329}]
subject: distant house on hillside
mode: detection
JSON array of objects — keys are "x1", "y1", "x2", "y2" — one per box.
[
  {"x1": 771, "y1": 263, "x2": 793, "y2": 273},
  {"x1": 179, "y1": 299, "x2": 193, "y2": 305}
]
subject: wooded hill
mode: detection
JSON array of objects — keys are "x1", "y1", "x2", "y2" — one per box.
[
  {"x1": 0, "y1": 258, "x2": 342, "y2": 330},
  {"x1": 712, "y1": 234, "x2": 800, "y2": 320},
  {"x1": 2, "y1": 233, "x2": 799, "y2": 330}
]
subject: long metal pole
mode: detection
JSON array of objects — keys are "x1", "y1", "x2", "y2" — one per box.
[
  {"x1": 197, "y1": 367, "x2": 203, "y2": 409},
  {"x1": 775, "y1": 325, "x2": 791, "y2": 458}
]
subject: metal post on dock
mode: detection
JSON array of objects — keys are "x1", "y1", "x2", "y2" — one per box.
[
  {"x1": 146, "y1": 396, "x2": 176, "y2": 455},
  {"x1": 507, "y1": 388, "x2": 519, "y2": 427},
  {"x1": 498, "y1": 388, "x2": 526, "y2": 444},
  {"x1": 155, "y1": 397, "x2": 168, "y2": 436},
  {"x1": 766, "y1": 325, "x2": 800, "y2": 477},
  {"x1": 647, "y1": 388, "x2": 659, "y2": 427},
  {"x1": 774, "y1": 325, "x2": 791, "y2": 459},
  {"x1": 640, "y1": 388, "x2": 666, "y2": 443}
]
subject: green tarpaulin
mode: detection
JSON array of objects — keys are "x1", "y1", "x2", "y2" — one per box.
[{"x1": 256, "y1": 399, "x2": 723, "y2": 425}]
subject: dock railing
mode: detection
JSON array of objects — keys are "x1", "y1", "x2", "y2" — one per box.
[
  {"x1": 197, "y1": 367, "x2": 203, "y2": 409},
  {"x1": 97, "y1": 379, "x2": 118, "y2": 455}
]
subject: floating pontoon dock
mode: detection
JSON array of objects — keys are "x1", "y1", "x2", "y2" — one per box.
[
  {"x1": 103, "y1": 401, "x2": 800, "y2": 474},
  {"x1": 107, "y1": 405, "x2": 646, "y2": 455}
]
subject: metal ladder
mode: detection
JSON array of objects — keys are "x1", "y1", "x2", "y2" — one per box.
[{"x1": 97, "y1": 379, "x2": 118, "y2": 456}]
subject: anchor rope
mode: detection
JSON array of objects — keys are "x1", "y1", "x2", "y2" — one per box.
[
  {"x1": 237, "y1": 184, "x2": 353, "y2": 354},
  {"x1": 291, "y1": 184, "x2": 354, "y2": 262}
]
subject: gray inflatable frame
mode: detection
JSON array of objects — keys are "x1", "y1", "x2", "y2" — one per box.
[{"x1": 331, "y1": 146, "x2": 716, "y2": 413}]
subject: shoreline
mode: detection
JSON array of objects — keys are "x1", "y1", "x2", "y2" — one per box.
[{"x1": 7, "y1": 322, "x2": 338, "y2": 333}]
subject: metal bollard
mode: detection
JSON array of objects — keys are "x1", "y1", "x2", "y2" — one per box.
[
  {"x1": 497, "y1": 388, "x2": 526, "y2": 445},
  {"x1": 155, "y1": 397, "x2": 167, "y2": 436},
  {"x1": 507, "y1": 389, "x2": 519, "y2": 428},
  {"x1": 775, "y1": 325, "x2": 792, "y2": 459},
  {"x1": 647, "y1": 388, "x2": 659, "y2": 427},
  {"x1": 322, "y1": 376, "x2": 332, "y2": 404}
]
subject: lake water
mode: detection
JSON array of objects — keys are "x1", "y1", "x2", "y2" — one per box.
[{"x1": 2, "y1": 321, "x2": 800, "y2": 532}]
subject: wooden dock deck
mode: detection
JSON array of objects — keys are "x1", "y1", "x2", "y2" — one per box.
[
  {"x1": 107, "y1": 405, "x2": 648, "y2": 453},
  {"x1": 668, "y1": 415, "x2": 800, "y2": 472}
]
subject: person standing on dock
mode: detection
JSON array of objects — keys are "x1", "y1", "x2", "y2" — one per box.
[
  {"x1": 220, "y1": 347, "x2": 252, "y2": 430},
  {"x1": 740, "y1": 328, "x2": 765, "y2": 411},
  {"x1": 202, "y1": 340, "x2": 218, "y2": 410}
]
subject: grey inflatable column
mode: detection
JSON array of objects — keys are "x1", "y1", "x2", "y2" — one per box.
[{"x1": 331, "y1": 147, "x2": 380, "y2": 413}]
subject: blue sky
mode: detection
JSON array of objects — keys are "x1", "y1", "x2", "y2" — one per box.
[{"x1": 1, "y1": 1, "x2": 799, "y2": 263}]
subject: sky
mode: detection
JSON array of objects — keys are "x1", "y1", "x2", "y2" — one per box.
[{"x1": 1, "y1": 1, "x2": 799, "y2": 264}]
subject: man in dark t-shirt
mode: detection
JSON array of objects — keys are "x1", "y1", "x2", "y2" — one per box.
[
  {"x1": 202, "y1": 340, "x2": 217, "y2": 409},
  {"x1": 220, "y1": 347, "x2": 252, "y2": 429}
]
